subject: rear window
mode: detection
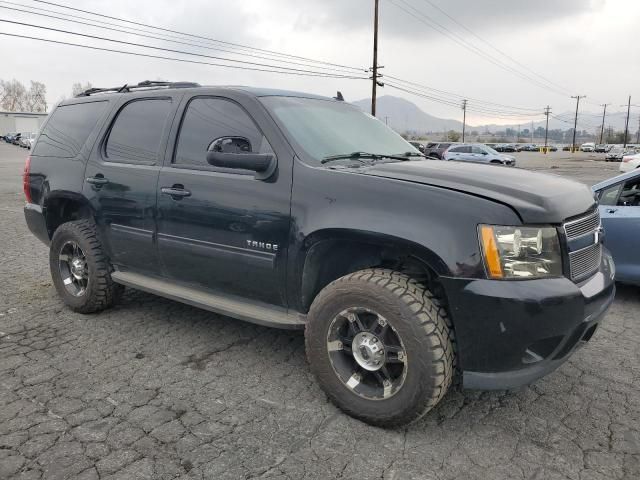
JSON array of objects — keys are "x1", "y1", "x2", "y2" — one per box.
[
  {"x1": 105, "y1": 98, "x2": 172, "y2": 165},
  {"x1": 32, "y1": 101, "x2": 107, "y2": 158}
]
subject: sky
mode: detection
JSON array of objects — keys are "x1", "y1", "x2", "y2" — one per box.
[{"x1": 2, "y1": 0, "x2": 639, "y2": 129}]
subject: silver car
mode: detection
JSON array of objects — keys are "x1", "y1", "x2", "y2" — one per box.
[{"x1": 443, "y1": 143, "x2": 516, "y2": 166}]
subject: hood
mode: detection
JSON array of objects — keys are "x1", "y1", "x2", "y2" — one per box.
[{"x1": 358, "y1": 160, "x2": 596, "y2": 224}]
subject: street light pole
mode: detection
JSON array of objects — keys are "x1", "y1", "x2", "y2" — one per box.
[{"x1": 622, "y1": 96, "x2": 631, "y2": 149}]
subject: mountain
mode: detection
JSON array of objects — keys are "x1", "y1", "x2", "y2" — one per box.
[
  {"x1": 351, "y1": 96, "x2": 463, "y2": 132},
  {"x1": 351, "y1": 95, "x2": 631, "y2": 134}
]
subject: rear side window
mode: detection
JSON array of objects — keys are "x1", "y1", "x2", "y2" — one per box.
[
  {"x1": 174, "y1": 97, "x2": 272, "y2": 168},
  {"x1": 105, "y1": 98, "x2": 172, "y2": 165},
  {"x1": 32, "y1": 101, "x2": 107, "y2": 158}
]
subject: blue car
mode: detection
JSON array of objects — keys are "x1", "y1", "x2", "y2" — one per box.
[{"x1": 592, "y1": 169, "x2": 640, "y2": 285}]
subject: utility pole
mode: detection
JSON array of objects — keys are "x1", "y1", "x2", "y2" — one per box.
[
  {"x1": 531, "y1": 121, "x2": 534, "y2": 142},
  {"x1": 622, "y1": 96, "x2": 631, "y2": 149},
  {"x1": 637, "y1": 116, "x2": 640, "y2": 144},
  {"x1": 571, "y1": 95, "x2": 585, "y2": 152},
  {"x1": 599, "y1": 104, "x2": 609, "y2": 145},
  {"x1": 461, "y1": 99, "x2": 467, "y2": 142},
  {"x1": 370, "y1": 0, "x2": 380, "y2": 117},
  {"x1": 543, "y1": 106, "x2": 551, "y2": 154}
]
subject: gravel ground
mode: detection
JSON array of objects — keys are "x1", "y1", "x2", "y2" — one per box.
[{"x1": 1, "y1": 142, "x2": 639, "y2": 480}]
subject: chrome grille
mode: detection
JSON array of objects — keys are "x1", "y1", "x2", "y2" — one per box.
[
  {"x1": 564, "y1": 209, "x2": 600, "y2": 239},
  {"x1": 563, "y1": 209, "x2": 602, "y2": 281},
  {"x1": 569, "y1": 243, "x2": 602, "y2": 281}
]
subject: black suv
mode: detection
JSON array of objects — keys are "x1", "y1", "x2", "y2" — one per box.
[{"x1": 24, "y1": 81, "x2": 615, "y2": 427}]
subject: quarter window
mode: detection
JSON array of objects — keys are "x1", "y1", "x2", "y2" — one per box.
[
  {"x1": 32, "y1": 101, "x2": 107, "y2": 158},
  {"x1": 105, "y1": 98, "x2": 172, "y2": 165},
  {"x1": 174, "y1": 97, "x2": 272, "y2": 168}
]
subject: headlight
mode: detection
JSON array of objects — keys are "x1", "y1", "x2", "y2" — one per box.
[{"x1": 479, "y1": 225, "x2": 563, "y2": 279}]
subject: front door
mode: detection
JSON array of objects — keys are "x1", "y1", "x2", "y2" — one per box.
[
  {"x1": 83, "y1": 95, "x2": 177, "y2": 275},
  {"x1": 156, "y1": 96, "x2": 291, "y2": 306},
  {"x1": 598, "y1": 175, "x2": 640, "y2": 283}
]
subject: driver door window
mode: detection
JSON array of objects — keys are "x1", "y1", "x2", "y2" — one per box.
[
  {"x1": 471, "y1": 146, "x2": 486, "y2": 155},
  {"x1": 174, "y1": 97, "x2": 274, "y2": 170},
  {"x1": 618, "y1": 179, "x2": 640, "y2": 206},
  {"x1": 598, "y1": 184, "x2": 622, "y2": 206}
]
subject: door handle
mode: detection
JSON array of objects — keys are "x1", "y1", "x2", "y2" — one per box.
[
  {"x1": 86, "y1": 176, "x2": 109, "y2": 186},
  {"x1": 606, "y1": 208, "x2": 617, "y2": 214},
  {"x1": 161, "y1": 186, "x2": 191, "y2": 199}
]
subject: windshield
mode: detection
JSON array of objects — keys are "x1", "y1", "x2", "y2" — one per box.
[{"x1": 260, "y1": 96, "x2": 419, "y2": 163}]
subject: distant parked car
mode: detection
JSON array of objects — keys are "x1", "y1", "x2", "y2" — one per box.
[
  {"x1": 619, "y1": 153, "x2": 640, "y2": 172},
  {"x1": 443, "y1": 143, "x2": 516, "y2": 166},
  {"x1": 408, "y1": 141, "x2": 425, "y2": 153},
  {"x1": 4, "y1": 132, "x2": 16, "y2": 143},
  {"x1": 592, "y1": 169, "x2": 640, "y2": 285},
  {"x1": 595, "y1": 144, "x2": 608, "y2": 153},
  {"x1": 11, "y1": 133, "x2": 23, "y2": 145},
  {"x1": 497, "y1": 144, "x2": 517, "y2": 152},
  {"x1": 580, "y1": 142, "x2": 595, "y2": 152},
  {"x1": 424, "y1": 142, "x2": 455, "y2": 159},
  {"x1": 541, "y1": 145, "x2": 558, "y2": 152},
  {"x1": 606, "y1": 148, "x2": 632, "y2": 162},
  {"x1": 22, "y1": 132, "x2": 37, "y2": 149},
  {"x1": 18, "y1": 132, "x2": 32, "y2": 148}
]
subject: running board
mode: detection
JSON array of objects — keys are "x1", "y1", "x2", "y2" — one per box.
[{"x1": 111, "y1": 271, "x2": 306, "y2": 329}]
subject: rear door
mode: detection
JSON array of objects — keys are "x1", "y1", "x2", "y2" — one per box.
[
  {"x1": 83, "y1": 94, "x2": 179, "y2": 275},
  {"x1": 156, "y1": 95, "x2": 292, "y2": 306},
  {"x1": 598, "y1": 176, "x2": 640, "y2": 283}
]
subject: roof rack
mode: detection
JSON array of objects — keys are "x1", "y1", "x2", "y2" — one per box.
[{"x1": 75, "y1": 80, "x2": 201, "y2": 97}]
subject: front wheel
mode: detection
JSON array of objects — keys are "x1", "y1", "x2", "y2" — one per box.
[
  {"x1": 49, "y1": 219, "x2": 123, "y2": 313},
  {"x1": 305, "y1": 269, "x2": 454, "y2": 427}
]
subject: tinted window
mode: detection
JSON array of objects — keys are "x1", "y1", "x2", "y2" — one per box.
[
  {"x1": 105, "y1": 98, "x2": 172, "y2": 165},
  {"x1": 32, "y1": 101, "x2": 107, "y2": 158},
  {"x1": 471, "y1": 146, "x2": 486, "y2": 154},
  {"x1": 174, "y1": 97, "x2": 271, "y2": 168},
  {"x1": 449, "y1": 146, "x2": 464, "y2": 153}
]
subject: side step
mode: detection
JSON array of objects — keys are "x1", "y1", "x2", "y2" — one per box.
[{"x1": 111, "y1": 271, "x2": 306, "y2": 330}]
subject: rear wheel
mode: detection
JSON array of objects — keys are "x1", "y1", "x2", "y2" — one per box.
[
  {"x1": 49, "y1": 220, "x2": 123, "y2": 313},
  {"x1": 305, "y1": 269, "x2": 454, "y2": 427}
]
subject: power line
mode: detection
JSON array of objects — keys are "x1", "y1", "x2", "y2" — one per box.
[
  {"x1": 414, "y1": 0, "x2": 572, "y2": 96},
  {"x1": 385, "y1": 0, "x2": 570, "y2": 97},
  {"x1": 0, "y1": 31, "x2": 368, "y2": 79},
  {"x1": 31, "y1": 0, "x2": 366, "y2": 72},
  {"x1": 0, "y1": 18, "x2": 369, "y2": 78},
  {"x1": 0, "y1": 2, "x2": 365, "y2": 74}
]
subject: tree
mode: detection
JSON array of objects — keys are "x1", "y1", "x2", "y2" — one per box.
[
  {"x1": 447, "y1": 130, "x2": 460, "y2": 142},
  {"x1": 0, "y1": 79, "x2": 27, "y2": 111},
  {"x1": 72, "y1": 82, "x2": 93, "y2": 97},
  {"x1": 26, "y1": 81, "x2": 47, "y2": 112}
]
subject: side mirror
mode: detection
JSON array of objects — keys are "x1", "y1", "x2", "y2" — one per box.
[
  {"x1": 481, "y1": 151, "x2": 488, "y2": 155},
  {"x1": 206, "y1": 136, "x2": 275, "y2": 179}
]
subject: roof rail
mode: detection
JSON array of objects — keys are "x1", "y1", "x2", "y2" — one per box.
[{"x1": 75, "y1": 80, "x2": 201, "y2": 97}]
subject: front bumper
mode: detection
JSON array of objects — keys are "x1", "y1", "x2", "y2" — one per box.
[{"x1": 440, "y1": 249, "x2": 615, "y2": 390}]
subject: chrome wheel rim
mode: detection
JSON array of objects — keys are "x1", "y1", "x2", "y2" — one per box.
[
  {"x1": 58, "y1": 241, "x2": 88, "y2": 297},
  {"x1": 326, "y1": 307, "x2": 407, "y2": 400}
]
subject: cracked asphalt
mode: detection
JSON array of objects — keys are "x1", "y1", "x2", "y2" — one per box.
[{"x1": 1, "y1": 142, "x2": 639, "y2": 479}]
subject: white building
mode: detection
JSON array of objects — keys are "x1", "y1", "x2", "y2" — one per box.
[{"x1": 0, "y1": 111, "x2": 48, "y2": 136}]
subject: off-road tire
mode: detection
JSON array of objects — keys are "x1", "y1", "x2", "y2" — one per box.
[
  {"x1": 49, "y1": 219, "x2": 123, "y2": 313},
  {"x1": 305, "y1": 268, "x2": 455, "y2": 427}
]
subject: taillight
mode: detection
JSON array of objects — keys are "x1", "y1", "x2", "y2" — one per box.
[{"x1": 23, "y1": 156, "x2": 32, "y2": 203}]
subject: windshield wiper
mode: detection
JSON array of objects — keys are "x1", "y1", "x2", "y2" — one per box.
[
  {"x1": 321, "y1": 151, "x2": 410, "y2": 164},
  {"x1": 400, "y1": 151, "x2": 425, "y2": 158}
]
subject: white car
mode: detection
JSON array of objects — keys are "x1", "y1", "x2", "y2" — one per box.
[
  {"x1": 580, "y1": 142, "x2": 595, "y2": 152},
  {"x1": 620, "y1": 153, "x2": 640, "y2": 172}
]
